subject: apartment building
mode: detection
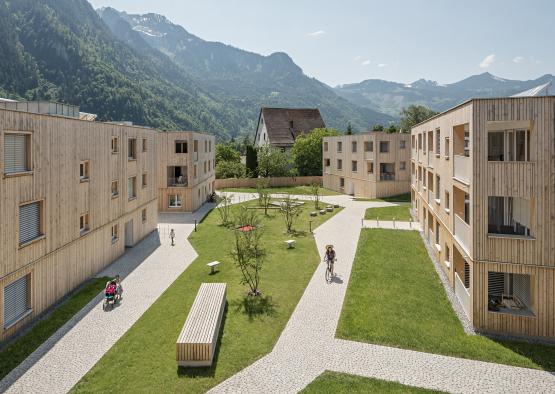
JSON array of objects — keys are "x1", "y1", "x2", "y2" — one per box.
[
  {"x1": 411, "y1": 96, "x2": 555, "y2": 339},
  {"x1": 156, "y1": 132, "x2": 215, "y2": 213},
  {"x1": 323, "y1": 132, "x2": 411, "y2": 198},
  {"x1": 0, "y1": 105, "x2": 215, "y2": 341}
]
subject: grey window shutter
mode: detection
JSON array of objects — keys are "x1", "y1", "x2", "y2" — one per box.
[
  {"x1": 4, "y1": 134, "x2": 27, "y2": 173},
  {"x1": 19, "y1": 202, "x2": 41, "y2": 245},
  {"x1": 4, "y1": 276, "x2": 29, "y2": 327}
]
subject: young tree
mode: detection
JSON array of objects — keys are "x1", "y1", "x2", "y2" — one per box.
[
  {"x1": 399, "y1": 105, "x2": 438, "y2": 132},
  {"x1": 291, "y1": 128, "x2": 339, "y2": 176},
  {"x1": 346, "y1": 122, "x2": 353, "y2": 135},
  {"x1": 232, "y1": 208, "x2": 266, "y2": 296},
  {"x1": 387, "y1": 124, "x2": 399, "y2": 133},
  {"x1": 372, "y1": 124, "x2": 384, "y2": 131},
  {"x1": 256, "y1": 178, "x2": 270, "y2": 205},
  {"x1": 311, "y1": 182, "x2": 321, "y2": 209},
  {"x1": 280, "y1": 194, "x2": 302, "y2": 233},
  {"x1": 257, "y1": 146, "x2": 292, "y2": 177},
  {"x1": 217, "y1": 193, "x2": 233, "y2": 226},
  {"x1": 216, "y1": 161, "x2": 246, "y2": 179}
]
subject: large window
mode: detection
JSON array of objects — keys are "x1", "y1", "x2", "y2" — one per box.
[
  {"x1": 488, "y1": 272, "x2": 532, "y2": 315},
  {"x1": 364, "y1": 141, "x2": 373, "y2": 152},
  {"x1": 3, "y1": 275, "x2": 31, "y2": 328},
  {"x1": 19, "y1": 201, "x2": 42, "y2": 246},
  {"x1": 380, "y1": 163, "x2": 395, "y2": 181},
  {"x1": 128, "y1": 176, "x2": 137, "y2": 200},
  {"x1": 488, "y1": 129, "x2": 530, "y2": 162},
  {"x1": 175, "y1": 141, "x2": 188, "y2": 154},
  {"x1": 488, "y1": 196, "x2": 531, "y2": 236},
  {"x1": 4, "y1": 133, "x2": 31, "y2": 174},
  {"x1": 379, "y1": 141, "x2": 389, "y2": 153},
  {"x1": 168, "y1": 194, "x2": 182, "y2": 208}
]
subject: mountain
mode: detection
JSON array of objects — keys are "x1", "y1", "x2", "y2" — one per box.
[
  {"x1": 0, "y1": 0, "x2": 247, "y2": 139},
  {"x1": 334, "y1": 72, "x2": 555, "y2": 117},
  {"x1": 97, "y1": 8, "x2": 394, "y2": 133}
]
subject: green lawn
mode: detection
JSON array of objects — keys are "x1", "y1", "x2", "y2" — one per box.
[
  {"x1": 337, "y1": 229, "x2": 555, "y2": 371},
  {"x1": 364, "y1": 204, "x2": 412, "y2": 221},
  {"x1": 73, "y1": 200, "x2": 340, "y2": 393},
  {"x1": 354, "y1": 193, "x2": 411, "y2": 203},
  {"x1": 301, "y1": 371, "x2": 442, "y2": 393},
  {"x1": 219, "y1": 185, "x2": 341, "y2": 196},
  {"x1": 0, "y1": 277, "x2": 109, "y2": 380}
]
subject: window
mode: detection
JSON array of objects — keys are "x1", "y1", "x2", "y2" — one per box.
[
  {"x1": 142, "y1": 208, "x2": 147, "y2": 223},
  {"x1": 289, "y1": 120, "x2": 294, "y2": 129},
  {"x1": 435, "y1": 129, "x2": 441, "y2": 155},
  {"x1": 488, "y1": 196, "x2": 531, "y2": 236},
  {"x1": 111, "y1": 136, "x2": 118, "y2": 153},
  {"x1": 111, "y1": 180, "x2": 119, "y2": 197},
  {"x1": 411, "y1": 135, "x2": 415, "y2": 149},
  {"x1": 208, "y1": 160, "x2": 211, "y2": 172},
  {"x1": 204, "y1": 140, "x2": 208, "y2": 153},
  {"x1": 422, "y1": 133, "x2": 426, "y2": 151},
  {"x1": 142, "y1": 138, "x2": 147, "y2": 152},
  {"x1": 445, "y1": 137, "x2": 450, "y2": 159},
  {"x1": 351, "y1": 141, "x2": 357, "y2": 153},
  {"x1": 351, "y1": 160, "x2": 358, "y2": 172},
  {"x1": 19, "y1": 201, "x2": 42, "y2": 246},
  {"x1": 364, "y1": 141, "x2": 374, "y2": 152},
  {"x1": 337, "y1": 159, "x2": 342, "y2": 170},
  {"x1": 175, "y1": 141, "x2": 188, "y2": 154},
  {"x1": 204, "y1": 161, "x2": 207, "y2": 173},
  {"x1": 339, "y1": 177, "x2": 345, "y2": 188},
  {"x1": 445, "y1": 244, "x2": 450, "y2": 265},
  {"x1": 209, "y1": 140, "x2": 212, "y2": 152},
  {"x1": 367, "y1": 162, "x2": 374, "y2": 174},
  {"x1": 418, "y1": 134, "x2": 422, "y2": 150},
  {"x1": 435, "y1": 175, "x2": 440, "y2": 200},
  {"x1": 324, "y1": 158, "x2": 330, "y2": 167},
  {"x1": 464, "y1": 262, "x2": 470, "y2": 288},
  {"x1": 324, "y1": 142, "x2": 328, "y2": 152},
  {"x1": 78, "y1": 160, "x2": 90, "y2": 181},
  {"x1": 445, "y1": 190, "x2": 450, "y2": 211},
  {"x1": 3, "y1": 275, "x2": 31, "y2": 328},
  {"x1": 194, "y1": 140, "x2": 198, "y2": 153},
  {"x1": 111, "y1": 224, "x2": 119, "y2": 243},
  {"x1": 380, "y1": 163, "x2": 395, "y2": 181},
  {"x1": 488, "y1": 272, "x2": 532, "y2": 314},
  {"x1": 169, "y1": 194, "x2": 182, "y2": 208},
  {"x1": 142, "y1": 173, "x2": 147, "y2": 188},
  {"x1": 488, "y1": 129, "x2": 530, "y2": 162},
  {"x1": 400, "y1": 161, "x2": 406, "y2": 171},
  {"x1": 435, "y1": 222, "x2": 440, "y2": 244},
  {"x1": 128, "y1": 138, "x2": 136, "y2": 160},
  {"x1": 337, "y1": 141, "x2": 342, "y2": 152},
  {"x1": 194, "y1": 165, "x2": 197, "y2": 178},
  {"x1": 80, "y1": 213, "x2": 90, "y2": 235},
  {"x1": 400, "y1": 140, "x2": 406, "y2": 149},
  {"x1": 4, "y1": 133, "x2": 31, "y2": 174},
  {"x1": 128, "y1": 176, "x2": 137, "y2": 200},
  {"x1": 379, "y1": 141, "x2": 389, "y2": 153}
]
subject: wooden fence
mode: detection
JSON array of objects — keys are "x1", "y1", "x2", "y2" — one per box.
[{"x1": 215, "y1": 176, "x2": 322, "y2": 189}]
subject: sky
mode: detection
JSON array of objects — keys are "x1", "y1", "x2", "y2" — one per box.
[{"x1": 88, "y1": 0, "x2": 555, "y2": 87}]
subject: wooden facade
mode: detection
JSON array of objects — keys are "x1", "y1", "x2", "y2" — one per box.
[
  {"x1": 323, "y1": 132, "x2": 411, "y2": 198},
  {"x1": 155, "y1": 132, "x2": 215, "y2": 213},
  {"x1": 411, "y1": 97, "x2": 555, "y2": 339}
]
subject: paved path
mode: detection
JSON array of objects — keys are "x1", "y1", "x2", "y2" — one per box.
[
  {"x1": 210, "y1": 195, "x2": 555, "y2": 394},
  {"x1": 0, "y1": 203, "x2": 216, "y2": 394}
]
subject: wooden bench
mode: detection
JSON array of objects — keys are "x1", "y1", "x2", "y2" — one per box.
[
  {"x1": 176, "y1": 283, "x2": 226, "y2": 367},
  {"x1": 207, "y1": 261, "x2": 221, "y2": 274},
  {"x1": 326, "y1": 206, "x2": 333, "y2": 212},
  {"x1": 284, "y1": 239, "x2": 296, "y2": 249},
  {"x1": 319, "y1": 209, "x2": 326, "y2": 215}
]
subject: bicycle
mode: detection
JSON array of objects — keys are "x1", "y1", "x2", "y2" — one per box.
[{"x1": 324, "y1": 257, "x2": 336, "y2": 283}]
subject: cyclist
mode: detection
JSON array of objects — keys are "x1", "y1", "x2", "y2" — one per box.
[{"x1": 324, "y1": 245, "x2": 336, "y2": 277}]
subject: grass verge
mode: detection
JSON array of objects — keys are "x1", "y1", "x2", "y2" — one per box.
[
  {"x1": 73, "y1": 200, "x2": 341, "y2": 393},
  {"x1": 337, "y1": 229, "x2": 555, "y2": 371},
  {"x1": 364, "y1": 204, "x2": 411, "y2": 221},
  {"x1": 219, "y1": 185, "x2": 340, "y2": 196},
  {"x1": 301, "y1": 371, "x2": 443, "y2": 393},
  {"x1": 0, "y1": 277, "x2": 109, "y2": 380},
  {"x1": 353, "y1": 192, "x2": 411, "y2": 203}
]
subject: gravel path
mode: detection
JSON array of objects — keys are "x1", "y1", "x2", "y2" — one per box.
[
  {"x1": 0, "y1": 204, "x2": 216, "y2": 394},
  {"x1": 209, "y1": 195, "x2": 555, "y2": 394}
]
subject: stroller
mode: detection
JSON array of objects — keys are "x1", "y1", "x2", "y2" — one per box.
[{"x1": 103, "y1": 281, "x2": 120, "y2": 311}]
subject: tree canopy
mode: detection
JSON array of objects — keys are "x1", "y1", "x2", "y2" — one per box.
[
  {"x1": 257, "y1": 146, "x2": 292, "y2": 177},
  {"x1": 399, "y1": 105, "x2": 438, "y2": 132},
  {"x1": 291, "y1": 128, "x2": 339, "y2": 176},
  {"x1": 216, "y1": 143, "x2": 241, "y2": 163}
]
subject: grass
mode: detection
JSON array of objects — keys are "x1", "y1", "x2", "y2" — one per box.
[
  {"x1": 219, "y1": 185, "x2": 341, "y2": 196},
  {"x1": 0, "y1": 277, "x2": 109, "y2": 380},
  {"x1": 364, "y1": 204, "x2": 411, "y2": 221},
  {"x1": 301, "y1": 371, "x2": 443, "y2": 393},
  {"x1": 337, "y1": 229, "x2": 555, "y2": 371},
  {"x1": 73, "y1": 200, "x2": 341, "y2": 393},
  {"x1": 354, "y1": 193, "x2": 411, "y2": 203}
]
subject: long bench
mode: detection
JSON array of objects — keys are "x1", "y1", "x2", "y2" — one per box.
[{"x1": 176, "y1": 283, "x2": 227, "y2": 367}]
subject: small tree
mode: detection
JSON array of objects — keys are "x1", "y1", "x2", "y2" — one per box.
[
  {"x1": 280, "y1": 194, "x2": 302, "y2": 233},
  {"x1": 372, "y1": 124, "x2": 384, "y2": 131},
  {"x1": 256, "y1": 178, "x2": 269, "y2": 205},
  {"x1": 231, "y1": 208, "x2": 266, "y2": 296},
  {"x1": 217, "y1": 193, "x2": 233, "y2": 226},
  {"x1": 311, "y1": 182, "x2": 321, "y2": 209},
  {"x1": 291, "y1": 128, "x2": 339, "y2": 176},
  {"x1": 346, "y1": 122, "x2": 353, "y2": 135},
  {"x1": 387, "y1": 124, "x2": 399, "y2": 133},
  {"x1": 399, "y1": 105, "x2": 438, "y2": 132},
  {"x1": 216, "y1": 161, "x2": 246, "y2": 179},
  {"x1": 257, "y1": 146, "x2": 292, "y2": 177}
]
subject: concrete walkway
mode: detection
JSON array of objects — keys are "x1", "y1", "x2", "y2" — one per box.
[
  {"x1": 0, "y1": 203, "x2": 216, "y2": 394},
  {"x1": 210, "y1": 195, "x2": 555, "y2": 394}
]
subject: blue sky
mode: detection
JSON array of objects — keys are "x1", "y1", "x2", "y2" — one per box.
[{"x1": 88, "y1": 0, "x2": 555, "y2": 86}]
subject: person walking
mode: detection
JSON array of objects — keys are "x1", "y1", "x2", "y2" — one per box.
[{"x1": 170, "y1": 228, "x2": 175, "y2": 246}]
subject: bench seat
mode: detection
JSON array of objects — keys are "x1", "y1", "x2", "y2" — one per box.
[{"x1": 176, "y1": 283, "x2": 226, "y2": 367}]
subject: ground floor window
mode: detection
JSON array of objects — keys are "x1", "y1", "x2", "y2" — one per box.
[
  {"x1": 339, "y1": 177, "x2": 345, "y2": 188},
  {"x1": 169, "y1": 194, "x2": 182, "y2": 208},
  {"x1": 4, "y1": 274, "x2": 31, "y2": 328},
  {"x1": 488, "y1": 271, "x2": 532, "y2": 315},
  {"x1": 111, "y1": 224, "x2": 119, "y2": 243}
]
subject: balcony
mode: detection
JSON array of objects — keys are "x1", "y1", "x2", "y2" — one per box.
[
  {"x1": 453, "y1": 155, "x2": 470, "y2": 184},
  {"x1": 454, "y1": 214, "x2": 470, "y2": 254},
  {"x1": 455, "y1": 272, "x2": 471, "y2": 318},
  {"x1": 167, "y1": 177, "x2": 187, "y2": 187},
  {"x1": 167, "y1": 166, "x2": 188, "y2": 187}
]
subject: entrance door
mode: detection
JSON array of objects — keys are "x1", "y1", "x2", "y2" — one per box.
[{"x1": 124, "y1": 220, "x2": 134, "y2": 247}]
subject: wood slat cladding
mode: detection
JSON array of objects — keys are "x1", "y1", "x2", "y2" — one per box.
[
  {"x1": 155, "y1": 132, "x2": 215, "y2": 213},
  {"x1": 322, "y1": 132, "x2": 411, "y2": 198},
  {"x1": 411, "y1": 97, "x2": 555, "y2": 339}
]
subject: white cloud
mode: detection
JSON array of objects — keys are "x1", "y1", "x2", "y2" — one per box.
[
  {"x1": 307, "y1": 30, "x2": 325, "y2": 37},
  {"x1": 377, "y1": 63, "x2": 388, "y2": 68},
  {"x1": 354, "y1": 55, "x2": 361, "y2": 61},
  {"x1": 479, "y1": 54, "x2": 495, "y2": 68},
  {"x1": 513, "y1": 56, "x2": 524, "y2": 64},
  {"x1": 361, "y1": 59, "x2": 371, "y2": 66}
]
